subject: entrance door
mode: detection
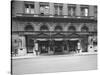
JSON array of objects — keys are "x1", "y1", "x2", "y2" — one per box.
[
  {"x1": 54, "y1": 41, "x2": 64, "y2": 53},
  {"x1": 38, "y1": 41, "x2": 49, "y2": 54},
  {"x1": 26, "y1": 35, "x2": 34, "y2": 53},
  {"x1": 68, "y1": 40, "x2": 78, "y2": 52}
]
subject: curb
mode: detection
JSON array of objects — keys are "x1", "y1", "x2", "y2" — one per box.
[{"x1": 12, "y1": 52, "x2": 97, "y2": 60}]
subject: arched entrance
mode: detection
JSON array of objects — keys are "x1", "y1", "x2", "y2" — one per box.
[
  {"x1": 67, "y1": 33, "x2": 80, "y2": 53},
  {"x1": 24, "y1": 24, "x2": 34, "y2": 53},
  {"x1": 38, "y1": 40, "x2": 50, "y2": 54},
  {"x1": 40, "y1": 25, "x2": 49, "y2": 31},
  {"x1": 24, "y1": 24, "x2": 34, "y2": 31},
  {"x1": 38, "y1": 25, "x2": 50, "y2": 54},
  {"x1": 54, "y1": 25, "x2": 63, "y2": 31},
  {"x1": 68, "y1": 25, "x2": 76, "y2": 32},
  {"x1": 81, "y1": 25, "x2": 89, "y2": 32},
  {"x1": 51, "y1": 33, "x2": 65, "y2": 54}
]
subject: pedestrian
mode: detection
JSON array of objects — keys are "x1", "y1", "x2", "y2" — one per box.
[
  {"x1": 77, "y1": 49, "x2": 80, "y2": 53},
  {"x1": 77, "y1": 42, "x2": 81, "y2": 53},
  {"x1": 33, "y1": 47, "x2": 36, "y2": 56},
  {"x1": 35, "y1": 43, "x2": 39, "y2": 56},
  {"x1": 15, "y1": 48, "x2": 18, "y2": 56},
  {"x1": 35, "y1": 49, "x2": 38, "y2": 56}
]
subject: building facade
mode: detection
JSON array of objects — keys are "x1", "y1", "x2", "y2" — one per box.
[{"x1": 11, "y1": 1, "x2": 97, "y2": 56}]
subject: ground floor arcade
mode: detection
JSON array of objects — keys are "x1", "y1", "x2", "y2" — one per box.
[
  {"x1": 26, "y1": 38, "x2": 83, "y2": 54},
  {"x1": 11, "y1": 32, "x2": 97, "y2": 56}
]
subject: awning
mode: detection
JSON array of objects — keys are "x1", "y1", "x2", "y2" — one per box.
[
  {"x1": 54, "y1": 38, "x2": 64, "y2": 41},
  {"x1": 69, "y1": 38, "x2": 79, "y2": 40},
  {"x1": 37, "y1": 39, "x2": 48, "y2": 41}
]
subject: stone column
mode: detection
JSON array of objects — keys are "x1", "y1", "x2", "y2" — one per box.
[
  {"x1": 76, "y1": 5, "x2": 81, "y2": 16},
  {"x1": 49, "y1": 26, "x2": 54, "y2": 31},
  {"x1": 49, "y1": 3, "x2": 54, "y2": 15},
  {"x1": 63, "y1": 4, "x2": 68, "y2": 16},
  {"x1": 34, "y1": 2, "x2": 40, "y2": 14}
]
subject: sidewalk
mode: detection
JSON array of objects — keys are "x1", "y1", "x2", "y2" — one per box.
[{"x1": 12, "y1": 52, "x2": 97, "y2": 60}]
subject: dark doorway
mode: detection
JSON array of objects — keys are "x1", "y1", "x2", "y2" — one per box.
[
  {"x1": 54, "y1": 41, "x2": 64, "y2": 53},
  {"x1": 25, "y1": 35, "x2": 34, "y2": 53},
  {"x1": 38, "y1": 40, "x2": 49, "y2": 54},
  {"x1": 68, "y1": 40, "x2": 78, "y2": 52}
]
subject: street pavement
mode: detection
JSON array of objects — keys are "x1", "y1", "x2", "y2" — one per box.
[{"x1": 12, "y1": 54, "x2": 97, "y2": 75}]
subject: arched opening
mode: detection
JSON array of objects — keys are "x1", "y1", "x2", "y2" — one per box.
[
  {"x1": 68, "y1": 26, "x2": 76, "y2": 32},
  {"x1": 40, "y1": 25, "x2": 49, "y2": 31},
  {"x1": 55, "y1": 25, "x2": 63, "y2": 31},
  {"x1": 81, "y1": 26, "x2": 89, "y2": 32},
  {"x1": 24, "y1": 24, "x2": 34, "y2": 31}
]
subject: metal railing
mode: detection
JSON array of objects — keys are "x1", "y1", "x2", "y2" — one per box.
[
  {"x1": 14, "y1": 13, "x2": 96, "y2": 20},
  {"x1": 12, "y1": 31, "x2": 97, "y2": 35}
]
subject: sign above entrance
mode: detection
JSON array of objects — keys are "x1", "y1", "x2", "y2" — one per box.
[
  {"x1": 54, "y1": 38, "x2": 63, "y2": 41},
  {"x1": 37, "y1": 39, "x2": 48, "y2": 41},
  {"x1": 69, "y1": 38, "x2": 79, "y2": 40}
]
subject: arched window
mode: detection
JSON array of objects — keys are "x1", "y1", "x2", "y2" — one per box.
[
  {"x1": 81, "y1": 26, "x2": 89, "y2": 32},
  {"x1": 68, "y1": 26, "x2": 76, "y2": 31},
  {"x1": 24, "y1": 24, "x2": 34, "y2": 31},
  {"x1": 40, "y1": 25, "x2": 49, "y2": 31},
  {"x1": 55, "y1": 25, "x2": 63, "y2": 31}
]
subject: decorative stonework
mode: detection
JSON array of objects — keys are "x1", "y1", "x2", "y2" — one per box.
[{"x1": 12, "y1": 21, "x2": 97, "y2": 32}]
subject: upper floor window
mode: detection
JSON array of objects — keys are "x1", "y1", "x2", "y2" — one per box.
[
  {"x1": 40, "y1": 2, "x2": 49, "y2": 15},
  {"x1": 54, "y1": 3, "x2": 63, "y2": 16},
  {"x1": 68, "y1": 5, "x2": 76, "y2": 16},
  {"x1": 25, "y1": 3, "x2": 35, "y2": 14},
  {"x1": 80, "y1": 6, "x2": 89, "y2": 16}
]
